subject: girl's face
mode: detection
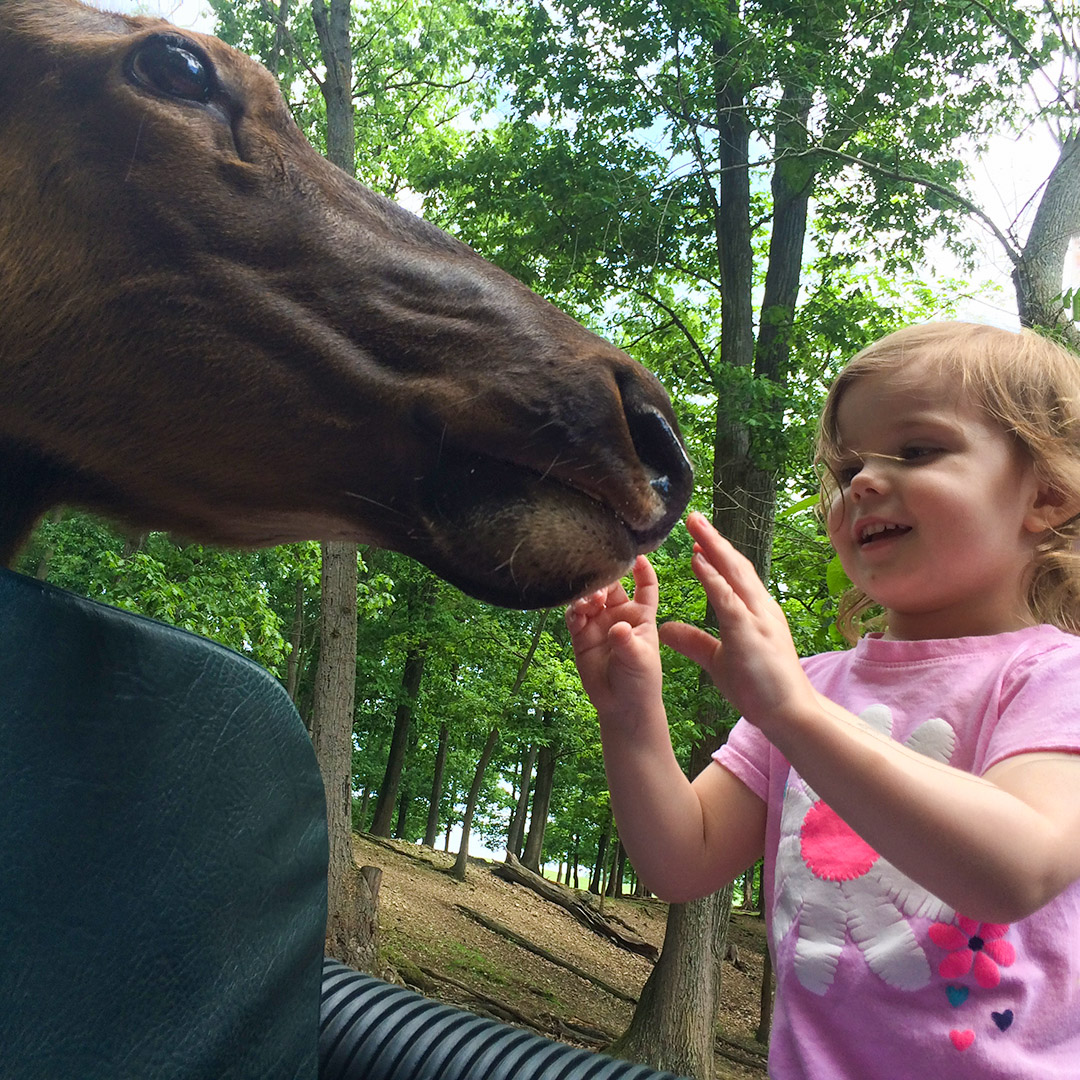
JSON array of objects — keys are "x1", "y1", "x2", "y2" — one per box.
[{"x1": 825, "y1": 359, "x2": 1053, "y2": 640}]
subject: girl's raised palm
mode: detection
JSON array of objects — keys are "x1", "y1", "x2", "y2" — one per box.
[
  {"x1": 658, "y1": 513, "x2": 818, "y2": 732},
  {"x1": 565, "y1": 555, "x2": 664, "y2": 720}
]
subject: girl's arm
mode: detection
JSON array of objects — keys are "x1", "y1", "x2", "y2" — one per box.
[
  {"x1": 567, "y1": 556, "x2": 767, "y2": 901},
  {"x1": 666, "y1": 512, "x2": 1080, "y2": 924}
]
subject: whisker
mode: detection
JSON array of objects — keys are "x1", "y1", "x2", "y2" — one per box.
[
  {"x1": 491, "y1": 539, "x2": 525, "y2": 586},
  {"x1": 342, "y1": 490, "x2": 403, "y2": 516}
]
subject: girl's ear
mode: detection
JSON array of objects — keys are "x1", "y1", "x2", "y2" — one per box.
[{"x1": 1024, "y1": 484, "x2": 1078, "y2": 534}]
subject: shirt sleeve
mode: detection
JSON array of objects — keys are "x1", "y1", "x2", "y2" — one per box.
[
  {"x1": 713, "y1": 718, "x2": 772, "y2": 802},
  {"x1": 985, "y1": 639, "x2": 1080, "y2": 769}
]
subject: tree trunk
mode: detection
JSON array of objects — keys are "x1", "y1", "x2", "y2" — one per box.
[
  {"x1": 310, "y1": 541, "x2": 376, "y2": 969},
  {"x1": 1014, "y1": 132, "x2": 1080, "y2": 346},
  {"x1": 607, "y1": 885, "x2": 733, "y2": 1079},
  {"x1": 285, "y1": 575, "x2": 304, "y2": 704},
  {"x1": 307, "y1": 2, "x2": 376, "y2": 970},
  {"x1": 394, "y1": 783, "x2": 410, "y2": 838},
  {"x1": 423, "y1": 722, "x2": 449, "y2": 847},
  {"x1": 605, "y1": 840, "x2": 625, "y2": 898},
  {"x1": 616, "y1": 51, "x2": 816, "y2": 1077},
  {"x1": 591, "y1": 809, "x2": 613, "y2": 894},
  {"x1": 506, "y1": 744, "x2": 537, "y2": 859},
  {"x1": 264, "y1": 0, "x2": 291, "y2": 79},
  {"x1": 611, "y1": 27, "x2": 756, "y2": 1077},
  {"x1": 311, "y1": 0, "x2": 355, "y2": 176},
  {"x1": 451, "y1": 724, "x2": 500, "y2": 880},
  {"x1": 756, "y1": 78, "x2": 813, "y2": 389},
  {"x1": 756, "y1": 939, "x2": 775, "y2": 1045},
  {"x1": 520, "y1": 739, "x2": 555, "y2": 872},
  {"x1": 370, "y1": 643, "x2": 426, "y2": 836},
  {"x1": 453, "y1": 612, "x2": 548, "y2": 880}
]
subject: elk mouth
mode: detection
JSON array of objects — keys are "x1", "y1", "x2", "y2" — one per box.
[
  {"x1": 413, "y1": 447, "x2": 674, "y2": 608},
  {"x1": 400, "y1": 394, "x2": 691, "y2": 606}
]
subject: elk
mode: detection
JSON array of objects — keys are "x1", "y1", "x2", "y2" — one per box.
[{"x1": 0, "y1": 0, "x2": 692, "y2": 607}]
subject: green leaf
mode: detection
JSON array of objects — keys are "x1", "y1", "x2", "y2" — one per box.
[{"x1": 825, "y1": 555, "x2": 852, "y2": 599}]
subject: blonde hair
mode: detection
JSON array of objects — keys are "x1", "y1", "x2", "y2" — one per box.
[{"x1": 815, "y1": 321, "x2": 1080, "y2": 641}]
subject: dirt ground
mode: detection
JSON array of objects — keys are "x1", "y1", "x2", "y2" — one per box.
[{"x1": 354, "y1": 834, "x2": 770, "y2": 1078}]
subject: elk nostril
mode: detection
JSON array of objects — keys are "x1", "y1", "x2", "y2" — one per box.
[{"x1": 625, "y1": 405, "x2": 693, "y2": 507}]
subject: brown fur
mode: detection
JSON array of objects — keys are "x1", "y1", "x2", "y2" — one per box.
[{"x1": 0, "y1": 0, "x2": 691, "y2": 607}]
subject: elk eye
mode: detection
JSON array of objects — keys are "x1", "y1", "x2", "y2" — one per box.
[{"x1": 127, "y1": 35, "x2": 214, "y2": 103}]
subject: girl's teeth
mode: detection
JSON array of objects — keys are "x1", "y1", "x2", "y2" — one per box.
[{"x1": 861, "y1": 523, "x2": 906, "y2": 544}]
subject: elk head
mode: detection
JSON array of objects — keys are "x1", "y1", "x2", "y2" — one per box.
[{"x1": 0, "y1": 0, "x2": 692, "y2": 607}]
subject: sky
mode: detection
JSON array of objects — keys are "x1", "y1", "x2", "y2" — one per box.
[
  {"x1": 101, "y1": 0, "x2": 215, "y2": 28},
  {"x1": 953, "y1": 124, "x2": 1063, "y2": 330}
]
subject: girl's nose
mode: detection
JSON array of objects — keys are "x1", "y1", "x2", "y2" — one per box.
[{"x1": 848, "y1": 457, "x2": 889, "y2": 498}]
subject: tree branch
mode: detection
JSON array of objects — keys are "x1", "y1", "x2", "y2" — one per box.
[
  {"x1": 814, "y1": 146, "x2": 1020, "y2": 266},
  {"x1": 626, "y1": 286, "x2": 716, "y2": 382}
]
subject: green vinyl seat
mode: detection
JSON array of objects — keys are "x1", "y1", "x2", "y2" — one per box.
[{"x1": 0, "y1": 566, "x2": 328, "y2": 1080}]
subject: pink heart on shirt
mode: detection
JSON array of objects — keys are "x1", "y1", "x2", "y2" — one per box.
[{"x1": 950, "y1": 1029, "x2": 975, "y2": 1051}]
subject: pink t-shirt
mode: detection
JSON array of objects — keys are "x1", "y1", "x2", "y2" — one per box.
[{"x1": 715, "y1": 625, "x2": 1080, "y2": 1079}]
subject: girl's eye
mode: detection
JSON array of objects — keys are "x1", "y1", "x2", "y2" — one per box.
[
  {"x1": 900, "y1": 445, "x2": 941, "y2": 463},
  {"x1": 835, "y1": 460, "x2": 863, "y2": 486}
]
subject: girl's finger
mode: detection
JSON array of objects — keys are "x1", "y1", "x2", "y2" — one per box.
[
  {"x1": 693, "y1": 548, "x2": 752, "y2": 608},
  {"x1": 629, "y1": 554, "x2": 659, "y2": 613},
  {"x1": 686, "y1": 513, "x2": 767, "y2": 610},
  {"x1": 658, "y1": 620, "x2": 723, "y2": 671}
]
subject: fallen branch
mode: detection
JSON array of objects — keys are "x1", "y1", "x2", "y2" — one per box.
[
  {"x1": 399, "y1": 932, "x2": 765, "y2": 1073},
  {"x1": 361, "y1": 833, "x2": 439, "y2": 862},
  {"x1": 416, "y1": 964, "x2": 546, "y2": 1030},
  {"x1": 457, "y1": 904, "x2": 638, "y2": 1004},
  {"x1": 715, "y1": 1031, "x2": 769, "y2": 1070},
  {"x1": 492, "y1": 855, "x2": 660, "y2": 961},
  {"x1": 360, "y1": 833, "x2": 476, "y2": 871},
  {"x1": 546, "y1": 1016, "x2": 613, "y2": 1047}
]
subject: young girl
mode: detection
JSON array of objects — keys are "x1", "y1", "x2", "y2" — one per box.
[{"x1": 567, "y1": 322, "x2": 1080, "y2": 1077}]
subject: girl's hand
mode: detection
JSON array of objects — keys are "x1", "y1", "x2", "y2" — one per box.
[
  {"x1": 566, "y1": 555, "x2": 663, "y2": 721},
  {"x1": 658, "y1": 513, "x2": 818, "y2": 732}
]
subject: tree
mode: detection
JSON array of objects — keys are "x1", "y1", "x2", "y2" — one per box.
[
  {"x1": 1015, "y1": 131, "x2": 1080, "y2": 338},
  {"x1": 505, "y1": 744, "x2": 537, "y2": 859},
  {"x1": 452, "y1": 611, "x2": 548, "y2": 880},
  {"x1": 305, "y1": 0, "x2": 390, "y2": 969},
  {"x1": 519, "y1": 734, "x2": 555, "y2": 872},
  {"x1": 370, "y1": 577, "x2": 435, "y2": 836},
  {"x1": 979, "y1": 4, "x2": 1080, "y2": 339},
  {"x1": 422, "y1": 721, "x2": 450, "y2": 847},
  {"x1": 211, "y1": 0, "x2": 498, "y2": 966},
  {"x1": 310, "y1": 541, "x2": 376, "y2": 967}
]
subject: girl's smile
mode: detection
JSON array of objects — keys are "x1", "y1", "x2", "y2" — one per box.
[
  {"x1": 855, "y1": 519, "x2": 912, "y2": 546},
  {"x1": 825, "y1": 361, "x2": 1052, "y2": 640}
]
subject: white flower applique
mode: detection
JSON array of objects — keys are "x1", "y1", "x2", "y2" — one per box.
[{"x1": 773, "y1": 705, "x2": 957, "y2": 996}]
